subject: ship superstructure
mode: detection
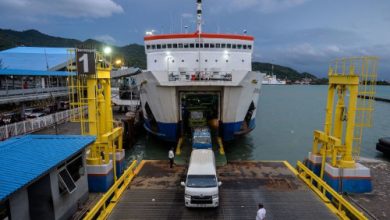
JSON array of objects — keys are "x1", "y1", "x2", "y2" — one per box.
[{"x1": 140, "y1": 0, "x2": 263, "y2": 141}]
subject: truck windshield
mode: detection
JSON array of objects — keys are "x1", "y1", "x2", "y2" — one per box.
[{"x1": 187, "y1": 175, "x2": 217, "y2": 188}]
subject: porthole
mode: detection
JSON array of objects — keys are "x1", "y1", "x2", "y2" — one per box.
[
  {"x1": 181, "y1": 59, "x2": 184, "y2": 62},
  {"x1": 154, "y1": 59, "x2": 157, "y2": 63},
  {"x1": 172, "y1": 60, "x2": 175, "y2": 63},
  {"x1": 226, "y1": 60, "x2": 229, "y2": 63},
  {"x1": 242, "y1": 59, "x2": 245, "y2": 62},
  {"x1": 196, "y1": 59, "x2": 199, "y2": 62},
  {"x1": 205, "y1": 59, "x2": 208, "y2": 62},
  {"x1": 215, "y1": 59, "x2": 218, "y2": 62}
]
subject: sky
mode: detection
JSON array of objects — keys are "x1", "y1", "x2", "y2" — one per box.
[{"x1": 0, "y1": 0, "x2": 389, "y2": 79}]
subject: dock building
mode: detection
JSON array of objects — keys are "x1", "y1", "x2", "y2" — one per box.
[{"x1": 0, "y1": 135, "x2": 95, "y2": 220}]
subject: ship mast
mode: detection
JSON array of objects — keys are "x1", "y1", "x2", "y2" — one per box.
[{"x1": 196, "y1": 0, "x2": 202, "y2": 33}]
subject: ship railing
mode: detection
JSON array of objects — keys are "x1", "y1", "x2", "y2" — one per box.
[
  {"x1": 0, "y1": 107, "x2": 85, "y2": 141},
  {"x1": 168, "y1": 71, "x2": 232, "y2": 82}
]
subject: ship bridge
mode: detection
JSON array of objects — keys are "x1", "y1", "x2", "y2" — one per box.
[{"x1": 144, "y1": 33, "x2": 254, "y2": 83}]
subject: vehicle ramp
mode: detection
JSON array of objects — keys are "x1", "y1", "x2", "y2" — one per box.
[{"x1": 108, "y1": 160, "x2": 337, "y2": 220}]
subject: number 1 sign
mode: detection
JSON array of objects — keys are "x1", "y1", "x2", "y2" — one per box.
[{"x1": 76, "y1": 49, "x2": 96, "y2": 75}]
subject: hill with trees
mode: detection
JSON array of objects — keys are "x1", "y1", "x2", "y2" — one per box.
[{"x1": 0, "y1": 28, "x2": 331, "y2": 83}]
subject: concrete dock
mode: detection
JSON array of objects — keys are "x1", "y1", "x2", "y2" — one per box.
[{"x1": 108, "y1": 160, "x2": 337, "y2": 220}]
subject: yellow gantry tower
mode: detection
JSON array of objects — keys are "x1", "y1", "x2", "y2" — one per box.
[
  {"x1": 309, "y1": 56, "x2": 378, "y2": 193},
  {"x1": 68, "y1": 48, "x2": 124, "y2": 192}
]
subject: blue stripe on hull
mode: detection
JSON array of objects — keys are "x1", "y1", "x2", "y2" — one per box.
[
  {"x1": 144, "y1": 119, "x2": 178, "y2": 142},
  {"x1": 222, "y1": 118, "x2": 256, "y2": 141},
  {"x1": 144, "y1": 118, "x2": 256, "y2": 142}
]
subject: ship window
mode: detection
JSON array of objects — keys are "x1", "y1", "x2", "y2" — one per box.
[
  {"x1": 242, "y1": 59, "x2": 245, "y2": 62},
  {"x1": 237, "y1": 44, "x2": 242, "y2": 49},
  {"x1": 157, "y1": 44, "x2": 161, "y2": 49},
  {"x1": 215, "y1": 59, "x2": 218, "y2": 62},
  {"x1": 205, "y1": 59, "x2": 208, "y2": 62},
  {"x1": 221, "y1": 43, "x2": 226, "y2": 48},
  {"x1": 232, "y1": 44, "x2": 237, "y2": 49},
  {"x1": 204, "y1": 43, "x2": 210, "y2": 48},
  {"x1": 151, "y1": 45, "x2": 156, "y2": 49},
  {"x1": 210, "y1": 43, "x2": 215, "y2": 48},
  {"x1": 248, "y1": 45, "x2": 252, "y2": 49},
  {"x1": 195, "y1": 43, "x2": 200, "y2": 48},
  {"x1": 216, "y1": 43, "x2": 221, "y2": 48},
  {"x1": 154, "y1": 59, "x2": 157, "y2": 63},
  {"x1": 226, "y1": 60, "x2": 229, "y2": 63},
  {"x1": 196, "y1": 59, "x2": 199, "y2": 62},
  {"x1": 172, "y1": 60, "x2": 175, "y2": 63},
  {"x1": 173, "y1": 43, "x2": 178, "y2": 48},
  {"x1": 146, "y1": 45, "x2": 151, "y2": 49},
  {"x1": 227, "y1": 44, "x2": 231, "y2": 48},
  {"x1": 190, "y1": 43, "x2": 195, "y2": 48},
  {"x1": 162, "y1": 44, "x2": 167, "y2": 49},
  {"x1": 243, "y1": 45, "x2": 247, "y2": 49},
  {"x1": 181, "y1": 59, "x2": 184, "y2": 62},
  {"x1": 178, "y1": 43, "x2": 183, "y2": 48},
  {"x1": 184, "y1": 43, "x2": 189, "y2": 48},
  {"x1": 167, "y1": 44, "x2": 172, "y2": 48},
  {"x1": 199, "y1": 43, "x2": 204, "y2": 48}
]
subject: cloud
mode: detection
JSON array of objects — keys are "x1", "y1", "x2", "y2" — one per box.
[
  {"x1": 94, "y1": 35, "x2": 116, "y2": 44},
  {"x1": 0, "y1": 0, "x2": 123, "y2": 19},
  {"x1": 211, "y1": 0, "x2": 309, "y2": 14}
]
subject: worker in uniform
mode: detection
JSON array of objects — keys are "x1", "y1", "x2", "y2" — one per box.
[
  {"x1": 168, "y1": 148, "x2": 175, "y2": 168},
  {"x1": 256, "y1": 203, "x2": 266, "y2": 220}
]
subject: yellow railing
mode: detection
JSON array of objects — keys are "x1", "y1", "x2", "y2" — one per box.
[
  {"x1": 84, "y1": 160, "x2": 138, "y2": 220},
  {"x1": 296, "y1": 161, "x2": 367, "y2": 220}
]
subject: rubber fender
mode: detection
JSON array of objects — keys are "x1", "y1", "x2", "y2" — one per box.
[{"x1": 378, "y1": 137, "x2": 390, "y2": 146}]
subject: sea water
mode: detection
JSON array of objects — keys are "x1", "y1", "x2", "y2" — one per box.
[{"x1": 126, "y1": 86, "x2": 390, "y2": 164}]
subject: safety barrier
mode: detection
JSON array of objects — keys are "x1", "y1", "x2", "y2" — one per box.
[
  {"x1": 296, "y1": 161, "x2": 367, "y2": 220},
  {"x1": 83, "y1": 160, "x2": 139, "y2": 220},
  {"x1": 0, "y1": 108, "x2": 83, "y2": 140}
]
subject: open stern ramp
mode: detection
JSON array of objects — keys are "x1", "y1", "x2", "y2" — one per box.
[{"x1": 108, "y1": 161, "x2": 337, "y2": 220}]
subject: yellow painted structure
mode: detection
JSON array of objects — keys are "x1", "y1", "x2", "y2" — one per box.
[
  {"x1": 217, "y1": 137, "x2": 225, "y2": 155},
  {"x1": 83, "y1": 160, "x2": 139, "y2": 220},
  {"x1": 175, "y1": 137, "x2": 183, "y2": 155},
  {"x1": 68, "y1": 49, "x2": 123, "y2": 179},
  {"x1": 311, "y1": 57, "x2": 378, "y2": 170},
  {"x1": 296, "y1": 161, "x2": 368, "y2": 220}
]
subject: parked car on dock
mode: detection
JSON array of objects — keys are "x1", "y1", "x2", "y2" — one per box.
[{"x1": 25, "y1": 108, "x2": 46, "y2": 118}]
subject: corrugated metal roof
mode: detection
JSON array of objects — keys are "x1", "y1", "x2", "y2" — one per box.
[
  {"x1": 0, "y1": 135, "x2": 95, "y2": 202},
  {"x1": 0, "y1": 68, "x2": 75, "y2": 76},
  {"x1": 0, "y1": 46, "x2": 71, "y2": 71}
]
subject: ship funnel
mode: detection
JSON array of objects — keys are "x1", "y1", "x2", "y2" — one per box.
[{"x1": 196, "y1": 0, "x2": 202, "y2": 33}]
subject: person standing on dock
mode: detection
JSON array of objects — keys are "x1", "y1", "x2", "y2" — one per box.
[
  {"x1": 256, "y1": 203, "x2": 266, "y2": 220},
  {"x1": 168, "y1": 148, "x2": 175, "y2": 168}
]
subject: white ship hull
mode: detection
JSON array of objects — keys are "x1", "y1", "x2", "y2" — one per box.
[{"x1": 140, "y1": 70, "x2": 262, "y2": 141}]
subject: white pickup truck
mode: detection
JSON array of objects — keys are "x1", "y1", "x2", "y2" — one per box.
[{"x1": 181, "y1": 149, "x2": 222, "y2": 207}]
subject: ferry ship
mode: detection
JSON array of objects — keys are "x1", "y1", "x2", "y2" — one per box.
[
  {"x1": 262, "y1": 74, "x2": 287, "y2": 85},
  {"x1": 139, "y1": 0, "x2": 263, "y2": 142}
]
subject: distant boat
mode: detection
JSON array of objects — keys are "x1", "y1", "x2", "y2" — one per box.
[{"x1": 262, "y1": 74, "x2": 286, "y2": 85}]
